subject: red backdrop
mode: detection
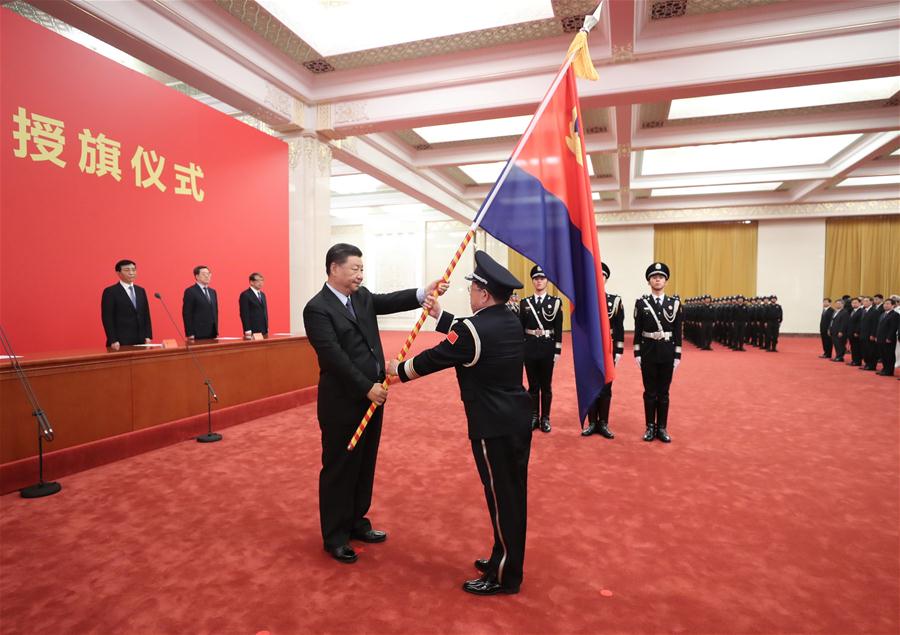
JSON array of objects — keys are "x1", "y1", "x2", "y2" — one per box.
[{"x1": 0, "y1": 11, "x2": 289, "y2": 355}]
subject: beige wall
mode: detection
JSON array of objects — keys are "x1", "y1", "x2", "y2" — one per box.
[
  {"x1": 597, "y1": 225, "x2": 655, "y2": 332},
  {"x1": 757, "y1": 218, "x2": 826, "y2": 334}
]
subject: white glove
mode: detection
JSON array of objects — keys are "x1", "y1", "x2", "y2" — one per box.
[
  {"x1": 553, "y1": 354, "x2": 560, "y2": 363},
  {"x1": 614, "y1": 353, "x2": 622, "y2": 365},
  {"x1": 635, "y1": 357, "x2": 641, "y2": 368},
  {"x1": 673, "y1": 359, "x2": 681, "y2": 371}
]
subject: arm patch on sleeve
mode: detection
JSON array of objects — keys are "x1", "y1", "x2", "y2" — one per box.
[{"x1": 446, "y1": 330, "x2": 459, "y2": 345}]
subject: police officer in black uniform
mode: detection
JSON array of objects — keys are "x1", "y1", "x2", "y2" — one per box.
[
  {"x1": 388, "y1": 251, "x2": 532, "y2": 596},
  {"x1": 520, "y1": 265, "x2": 563, "y2": 433},
  {"x1": 583, "y1": 262, "x2": 624, "y2": 439},
  {"x1": 634, "y1": 262, "x2": 683, "y2": 443}
]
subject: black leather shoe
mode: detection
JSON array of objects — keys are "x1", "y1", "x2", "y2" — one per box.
[
  {"x1": 462, "y1": 578, "x2": 519, "y2": 595},
  {"x1": 351, "y1": 529, "x2": 387, "y2": 543},
  {"x1": 831, "y1": 357, "x2": 844, "y2": 362},
  {"x1": 656, "y1": 427, "x2": 671, "y2": 443},
  {"x1": 581, "y1": 422, "x2": 596, "y2": 437},
  {"x1": 530, "y1": 415, "x2": 540, "y2": 430},
  {"x1": 598, "y1": 424, "x2": 615, "y2": 439},
  {"x1": 642, "y1": 426, "x2": 655, "y2": 442},
  {"x1": 474, "y1": 559, "x2": 489, "y2": 573},
  {"x1": 818, "y1": 354, "x2": 830, "y2": 359},
  {"x1": 327, "y1": 545, "x2": 358, "y2": 563},
  {"x1": 540, "y1": 417, "x2": 551, "y2": 433}
]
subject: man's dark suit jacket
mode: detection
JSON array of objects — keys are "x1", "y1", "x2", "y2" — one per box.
[
  {"x1": 861, "y1": 305, "x2": 880, "y2": 340},
  {"x1": 829, "y1": 308, "x2": 849, "y2": 338},
  {"x1": 303, "y1": 285, "x2": 420, "y2": 425},
  {"x1": 101, "y1": 283, "x2": 152, "y2": 347},
  {"x1": 182, "y1": 284, "x2": 218, "y2": 339},
  {"x1": 239, "y1": 288, "x2": 268, "y2": 335},
  {"x1": 819, "y1": 307, "x2": 835, "y2": 336}
]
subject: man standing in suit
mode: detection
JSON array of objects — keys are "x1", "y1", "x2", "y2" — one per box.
[
  {"x1": 182, "y1": 265, "x2": 218, "y2": 340},
  {"x1": 859, "y1": 296, "x2": 878, "y2": 371},
  {"x1": 302, "y1": 243, "x2": 446, "y2": 564},
  {"x1": 239, "y1": 272, "x2": 268, "y2": 338},
  {"x1": 847, "y1": 297, "x2": 864, "y2": 366},
  {"x1": 829, "y1": 298, "x2": 849, "y2": 362},
  {"x1": 388, "y1": 251, "x2": 532, "y2": 596},
  {"x1": 819, "y1": 298, "x2": 834, "y2": 359},
  {"x1": 101, "y1": 259, "x2": 152, "y2": 350},
  {"x1": 876, "y1": 298, "x2": 898, "y2": 376}
]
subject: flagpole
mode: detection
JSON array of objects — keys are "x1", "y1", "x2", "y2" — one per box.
[{"x1": 347, "y1": 2, "x2": 605, "y2": 451}]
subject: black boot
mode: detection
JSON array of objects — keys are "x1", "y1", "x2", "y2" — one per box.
[
  {"x1": 540, "y1": 416, "x2": 551, "y2": 433},
  {"x1": 581, "y1": 404, "x2": 597, "y2": 437},
  {"x1": 530, "y1": 413, "x2": 539, "y2": 430},
  {"x1": 642, "y1": 396, "x2": 655, "y2": 442},
  {"x1": 656, "y1": 397, "x2": 671, "y2": 443},
  {"x1": 596, "y1": 395, "x2": 614, "y2": 439}
]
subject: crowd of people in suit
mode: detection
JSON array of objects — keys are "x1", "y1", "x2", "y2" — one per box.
[
  {"x1": 683, "y1": 295, "x2": 782, "y2": 352},
  {"x1": 819, "y1": 294, "x2": 899, "y2": 377},
  {"x1": 100, "y1": 259, "x2": 270, "y2": 350}
]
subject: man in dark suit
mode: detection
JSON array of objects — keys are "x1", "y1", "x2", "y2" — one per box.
[
  {"x1": 829, "y1": 298, "x2": 849, "y2": 362},
  {"x1": 860, "y1": 296, "x2": 880, "y2": 371},
  {"x1": 302, "y1": 243, "x2": 446, "y2": 564},
  {"x1": 847, "y1": 297, "x2": 864, "y2": 366},
  {"x1": 101, "y1": 259, "x2": 152, "y2": 350},
  {"x1": 819, "y1": 298, "x2": 834, "y2": 358},
  {"x1": 388, "y1": 251, "x2": 532, "y2": 596},
  {"x1": 876, "y1": 298, "x2": 898, "y2": 376},
  {"x1": 182, "y1": 265, "x2": 218, "y2": 340},
  {"x1": 239, "y1": 272, "x2": 268, "y2": 338}
]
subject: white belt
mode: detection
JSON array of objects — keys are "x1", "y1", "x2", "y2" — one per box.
[
  {"x1": 641, "y1": 331, "x2": 672, "y2": 341},
  {"x1": 526, "y1": 328, "x2": 554, "y2": 337}
]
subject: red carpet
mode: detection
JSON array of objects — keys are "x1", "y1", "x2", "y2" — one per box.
[{"x1": 1, "y1": 334, "x2": 898, "y2": 635}]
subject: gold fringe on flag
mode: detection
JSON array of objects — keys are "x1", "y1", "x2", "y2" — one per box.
[{"x1": 566, "y1": 30, "x2": 599, "y2": 81}]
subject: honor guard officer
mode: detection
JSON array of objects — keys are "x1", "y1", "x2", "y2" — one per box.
[
  {"x1": 520, "y1": 265, "x2": 563, "y2": 433},
  {"x1": 634, "y1": 262, "x2": 683, "y2": 443},
  {"x1": 388, "y1": 251, "x2": 532, "y2": 596},
  {"x1": 583, "y1": 262, "x2": 624, "y2": 439}
]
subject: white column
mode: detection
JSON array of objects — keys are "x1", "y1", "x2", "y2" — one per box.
[
  {"x1": 288, "y1": 135, "x2": 332, "y2": 334},
  {"x1": 757, "y1": 219, "x2": 826, "y2": 334}
]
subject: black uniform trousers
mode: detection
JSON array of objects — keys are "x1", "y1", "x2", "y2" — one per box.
[
  {"x1": 641, "y1": 360, "x2": 674, "y2": 427},
  {"x1": 766, "y1": 322, "x2": 779, "y2": 351},
  {"x1": 524, "y1": 354, "x2": 554, "y2": 418},
  {"x1": 472, "y1": 431, "x2": 531, "y2": 591},
  {"x1": 319, "y1": 402, "x2": 383, "y2": 550},
  {"x1": 702, "y1": 323, "x2": 713, "y2": 349}
]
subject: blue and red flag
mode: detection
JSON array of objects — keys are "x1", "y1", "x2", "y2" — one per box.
[{"x1": 477, "y1": 64, "x2": 614, "y2": 423}]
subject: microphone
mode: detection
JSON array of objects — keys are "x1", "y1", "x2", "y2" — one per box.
[{"x1": 154, "y1": 292, "x2": 218, "y2": 402}]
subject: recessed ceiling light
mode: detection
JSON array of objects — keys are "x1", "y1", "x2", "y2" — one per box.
[
  {"x1": 415, "y1": 116, "x2": 533, "y2": 144},
  {"x1": 835, "y1": 175, "x2": 900, "y2": 187},
  {"x1": 668, "y1": 77, "x2": 900, "y2": 119},
  {"x1": 650, "y1": 182, "x2": 781, "y2": 197},
  {"x1": 641, "y1": 134, "x2": 860, "y2": 175},
  {"x1": 257, "y1": 0, "x2": 555, "y2": 57}
]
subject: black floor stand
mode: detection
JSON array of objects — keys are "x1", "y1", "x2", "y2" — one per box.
[{"x1": 196, "y1": 379, "x2": 222, "y2": 443}]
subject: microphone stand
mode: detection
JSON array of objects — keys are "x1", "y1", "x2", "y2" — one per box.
[
  {"x1": 0, "y1": 325, "x2": 61, "y2": 498},
  {"x1": 154, "y1": 293, "x2": 222, "y2": 443}
]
